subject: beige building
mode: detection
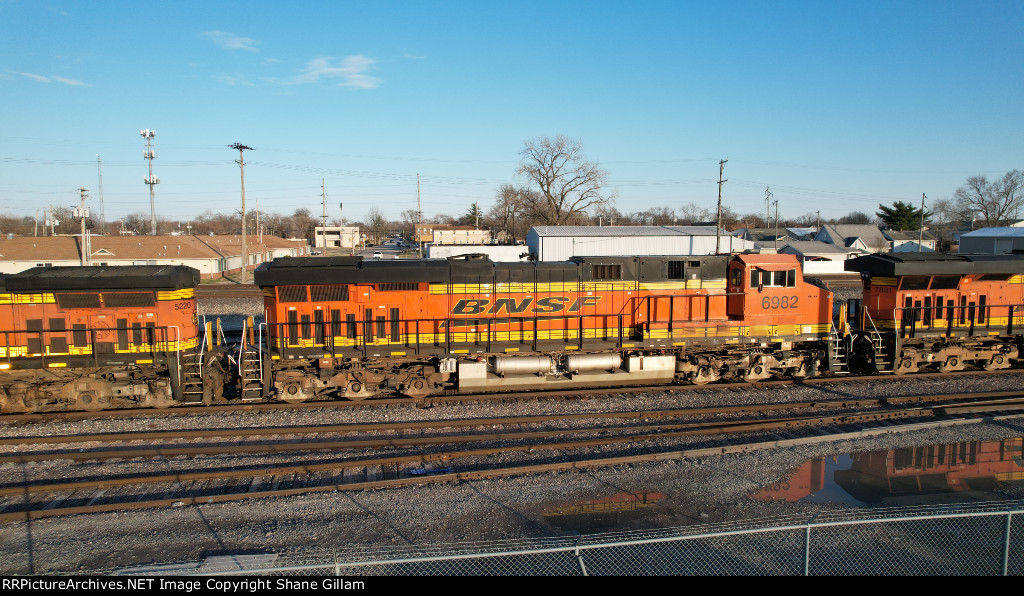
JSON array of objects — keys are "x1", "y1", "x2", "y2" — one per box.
[
  {"x1": 0, "y1": 235, "x2": 309, "y2": 278},
  {"x1": 432, "y1": 228, "x2": 491, "y2": 245},
  {"x1": 314, "y1": 226, "x2": 361, "y2": 250},
  {"x1": 414, "y1": 224, "x2": 488, "y2": 245}
]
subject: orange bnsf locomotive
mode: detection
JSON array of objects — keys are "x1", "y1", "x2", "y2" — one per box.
[
  {"x1": 0, "y1": 265, "x2": 230, "y2": 413},
  {"x1": 6, "y1": 252, "x2": 1024, "y2": 413},
  {"x1": 248, "y1": 253, "x2": 835, "y2": 401},
  {"x1": 842, "y1": 253, "x2": 1024, "y2": 374}
]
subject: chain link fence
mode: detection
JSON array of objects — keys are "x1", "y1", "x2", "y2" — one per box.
[{"x1": 113, "y1": 500, "x2": 1024, "y2": 576}]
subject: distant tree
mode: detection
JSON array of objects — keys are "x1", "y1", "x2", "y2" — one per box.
[
  {"x1": 288, "y1": 209, "x2": 318, "y2": 241},
  {"x1": 487, "y1": 184, "x2": 537, "y2": 241},
  {"x1": 364, "y1": 206, "x2": 388, "y2": 243},
  {"x1": 591, "y1": 203, "x2": 623, "y2": 226},
  {"x1": 121, "y1": 212, "x2": 150, "y2": 235},
  {"x1": 792, "y1": 212, "x2": 819, "y2": 227},
  {"x1": 640, "y1": 206, "x2": 678, "y2": 226},
  {"x1": 952, "y1": 170, "x2": 1024, "y2": 227},
  {"x1": 399, "y1": 209, "x2": 421, "y2": 238},
  {"x1": 932, "y1": 198, "x2": 971, "y2": 225},
  {"x1": 736, "y1": 213, "x2": 768, "y2": 229},
  {"x1": 460, "y1": 202, "x2": 483, "y2": 227},
  {"x1": 676, "y1": 202, "x2": 714, "y2": 224},
  {"x1": 837, "y1": 211, "x2": 873, "y2": 225},
  {"x1": 877, "y1": 200, "x2": 930, "y2": 230},
  {"x1": 516, "y1": 135, "x2": 613, "y2": 225}
]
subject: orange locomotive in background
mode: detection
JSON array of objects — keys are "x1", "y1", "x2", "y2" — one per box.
[
  {"x1": 0, "y1": 265, "x2": 228, "y2": 412},
  {"x1": 843, "y1": 253, "x2": 1024, "y2": 374},
  {"x1": 250, "y1": 253, "x2": 834, "y2": 401}
]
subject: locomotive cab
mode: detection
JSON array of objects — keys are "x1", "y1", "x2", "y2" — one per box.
[{"x1": 727, "y1": 254, "x2": 832, "y2": 330}]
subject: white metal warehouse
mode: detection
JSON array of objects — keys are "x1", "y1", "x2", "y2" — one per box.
[{"x1": 526, "y1": 226, "x2": 757, "y2": 261}]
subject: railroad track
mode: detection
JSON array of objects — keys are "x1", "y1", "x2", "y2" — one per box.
[
  {"x1": 5, "y1": 368, "x2": 1024, "y2": 423},
  {"x1": 2, "y1": 390, "x2": 1023, "y2": 522}
]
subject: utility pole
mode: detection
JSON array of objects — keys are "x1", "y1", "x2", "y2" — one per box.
[
  {"x1": 816, "y1": 210, "x2": 820, "y2": 230},
  {"x1": 716, "y1": 159, "x2": 728, "y2": 254},
  {"x1": 341, "y1": 202, "x2": 353, "y2": 256},
  {"x1": 76, "y1": 187, "x2": 90, "y2": 266},
  {"x1": 96, "y1": 155, "x2": 106, "y2": 235},
  {"x1": 46, "y1": 205, "x2": 57, "y2": 236},
  {"x1": 321, "y1": 178, "x2": 328, "y2": 252},
  {"x1": 773, "y1": 197, "x2": 780, "y2": 252},
  {"x1": 230, "y1": 143, "x2": 253, "y2": 284},
  {"x1": 417, "y1": 174, "x2": 423, "y2": 258},
  {"x1": 140, "y1": 129, "x2": 159, "y2": 235},
  {"x1": 765, "y1": 186, "x2": 771, "y2": 230},
  {"x1": 919, "y1": 193, "x2": 926, "y2": 253}
]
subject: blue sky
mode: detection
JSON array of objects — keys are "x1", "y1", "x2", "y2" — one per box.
[{"x1": 2, "y1": 0, "x2": 1022, "y2": 227}]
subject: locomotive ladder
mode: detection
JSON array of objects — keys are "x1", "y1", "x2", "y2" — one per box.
[
  {"x1": 179, "y1": 349, "x2": 205, "y2": 404},
  {"x1": 827, "y1": 324, "x2": 849, "y2": 373},
  {"x1": 180, "y1": 319, "x2": 222, "y2": 404},
  {"x1": 239, "y1": 316, "x2": 264, "y2": 401},
  {"x1": 862, "y1": 310, "x2": 892, "y2": 373}
]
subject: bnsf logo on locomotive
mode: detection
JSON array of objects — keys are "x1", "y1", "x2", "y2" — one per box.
[{"x1": 452, "y1": 296, "x2": 602, "y2": 315}]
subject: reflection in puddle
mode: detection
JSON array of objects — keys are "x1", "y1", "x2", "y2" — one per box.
[
  {"x1": 543, "y1": 491, "x2": 664, "y2": 533},
  {"x1": 751, "y1": 438, "x2": 1024, "y2": 505}
]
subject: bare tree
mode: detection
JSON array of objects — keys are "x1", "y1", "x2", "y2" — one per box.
[
  {"x1": 363, "y1": 206, "x2": 388, "y2": 244},
  {"x1": 516, "y1": 135, "x2": 613, "y2": 225},
  {"x1": 676, "y1": 202, "x2": 714, "y2": 224},
  {"x1": 487, "y1": 184, "x2": 537, "y2": 242},
  {"x1": 953, "y1": 170, "x2": 1024, "y2": 227},
  {"x1": 399, "y1": 209, "x2": 420, "y2": 239}
]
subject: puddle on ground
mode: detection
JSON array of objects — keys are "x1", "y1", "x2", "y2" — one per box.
[
  {"x1": 542, "y1": 491, "x2": 665, "y2": 533},
  {"x1": 751, "y1": 438, "x2": 1024, "y2": 505}
]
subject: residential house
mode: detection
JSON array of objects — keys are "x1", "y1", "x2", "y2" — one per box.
[{"x1": 814, "y1": 225, "x2": 891, "y2": 253}]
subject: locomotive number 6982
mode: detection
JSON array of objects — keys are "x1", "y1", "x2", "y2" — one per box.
[{"x1": 762, "y1": 295, "x2": 798, "y2": 309}]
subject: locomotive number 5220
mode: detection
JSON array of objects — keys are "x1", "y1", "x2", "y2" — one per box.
[{"x1": 762, "y1": 296, "x2": 798, "y2": 309}]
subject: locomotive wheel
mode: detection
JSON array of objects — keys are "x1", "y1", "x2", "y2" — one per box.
[
  {"x1": 279, "y1": 381, "x2": 308, "y2": 403},
  {"x1": 894, "y1": 358, "x2": 917, "y2": 375},
  {"x1": 741, "y1": 365, "x2": 769, "y2": 383},
  {"x1": 344, "y1": 381, "x2": 372, "y2": 401},
  {"x1": 691, "y1": 366, "x2": 718, "y2": 385},
  {"x1": 74, "y1": 390, "x2": 106, "y2": 412},
  {"x1": 983, "y1": 354, "x2": 1010, "y2": 371},
  {"x1": 937, "y1": 357, "x2": 963, "y2": 373},
  {"x1": 0, "y1": 386, "x2": 29, "y2": 414},
  {"x1": 790, "y1": 361, "x2": 810, "y2": 379}
]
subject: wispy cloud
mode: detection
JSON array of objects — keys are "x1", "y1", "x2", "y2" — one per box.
[
  {"x1": 202, "y1": 31, "x2": 259, "y2": 52},
  {"x1": 53, "y1": 76, "x2": 88, "y2": 86},
  {"x1": 216, "y1": 73, "x2": 255, "y2": 87},
  {"x1": 19, "y1": 72, "x2": 50, "y2": 82},
  {"x1": 14, "y1": 71, "x2": 90, "y2": 86},
  {"x1": 291, "y1": 55, "x2": 380, "y2": 89}
]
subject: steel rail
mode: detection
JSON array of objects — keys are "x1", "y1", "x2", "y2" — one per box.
[
  {"x1": 5, "y1": 397, "x2": 1024, "y2": 496},
  {"x1": 4, "y1": 369, "x2": 1024, "y2": 423},
  {"x1": 3, "y1": 410, "x2": 1021, "y2": 523}
]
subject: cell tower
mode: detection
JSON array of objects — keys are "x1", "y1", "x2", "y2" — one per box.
[{"x1": 141, "y1": 129, "x2": 159, "y2": 235}]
